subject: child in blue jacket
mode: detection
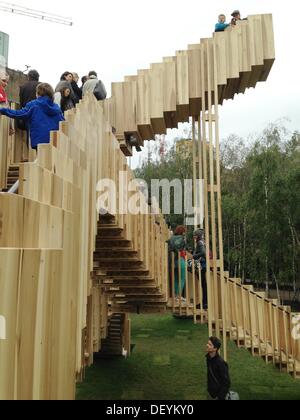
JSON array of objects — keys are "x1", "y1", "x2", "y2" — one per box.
[
  {"x1": 0, "y1": 83, "x2": 64, "y2": 150},
  {"x1": 215, "y1": 14, "x2": 230, "y2": 32}
]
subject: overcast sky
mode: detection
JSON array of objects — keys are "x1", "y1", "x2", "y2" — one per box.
[{"x1": 1, "y1": 0, "x2": 299, "y2": 168}]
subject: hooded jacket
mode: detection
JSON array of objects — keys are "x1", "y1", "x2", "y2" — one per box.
[{"x1": 0, "y1": 96, "x2": 64, "y2": 148}]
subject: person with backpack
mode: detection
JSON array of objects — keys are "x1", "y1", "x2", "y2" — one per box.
[
  {"x1": 82, "y1": 71, "x2": 107, "y2": 101},
  {"x1": 206, "y1": 337, "x2": 231, "y2": 400},
  {"x1": 167, "y1": 225, "x2": 187, "y2": 300}
]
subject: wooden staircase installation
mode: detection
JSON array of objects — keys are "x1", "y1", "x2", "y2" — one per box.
[{"x1": 93, "y1": 214, "x2": 168, "y2": 315}]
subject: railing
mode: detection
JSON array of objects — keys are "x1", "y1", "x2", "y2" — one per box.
[{"x1": 209, "y1": 274, "x2": 300, "y2": 377}]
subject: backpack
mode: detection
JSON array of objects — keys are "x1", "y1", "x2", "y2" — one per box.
[
  {"x1": 93, "y1": 80, "x2": 107, "y2": 101},
  {"x1": 226, "y1": 391, "x2": 240, "y2": 401}
]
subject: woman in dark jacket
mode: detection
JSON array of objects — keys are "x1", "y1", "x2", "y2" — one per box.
[
  {"x1": 0, "y1": 83, "x2": 64, "y2": 150},
  {"x1": 55, "y1": 71, "x2": 76, "y2": 105},
  {"x1": 54, "y1": 86, "x2": 75, "y2": 113}
]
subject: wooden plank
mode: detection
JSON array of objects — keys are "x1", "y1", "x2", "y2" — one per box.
[{"x1": 0, "y1": 249, "x2": 21, "y2": 400}]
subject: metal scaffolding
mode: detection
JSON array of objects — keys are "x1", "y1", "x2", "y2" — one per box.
[{"x1": 0, "y1": 1, "x2": 73, "y2": 26}]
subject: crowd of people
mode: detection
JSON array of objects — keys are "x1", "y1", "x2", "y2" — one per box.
[
  {"x1": 0, "y1": 10, "x2": 247, "y2": 149},
  {"x1": 215, "y1": 9, "x2": 246, "y2": 32},
  {"x1": 0, "y1": 69, "x2": 107, "y2": 150}
]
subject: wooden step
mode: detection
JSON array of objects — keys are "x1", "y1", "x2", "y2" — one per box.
[
  {"x1": 95, "y1": 246, "x2": 135, "y2": 252},
  {"x1": 105, "y1": 284, "x2": 158, "y2": 291},
  {"x1": 7, "y1": 170, "x2": 19, "y2": 176},
  {"x1": 94, "y1": 250, "x2": 138, "y2": 258},
  {"x1": 96, "y1": 238, "x2": 131, "y2": 248},
  {"x1": 97, "y1": 228, "x2": 123, "y2": 234},
  {"x1": 106, "y1": 269, "x2": 150, "y2": 276},
  {"x1": 94, "y1": 261, "x2": 144, "y2": 270}
]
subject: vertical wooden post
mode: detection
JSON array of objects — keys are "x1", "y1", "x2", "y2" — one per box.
[
  {"x1": 201, "y1": 44, "x2": 213, "y2": 338},
  {"x1": 198, "y1": 264, "x2": 204, "y2": 324},
  {"x1": 185, "y1": 254, "x2": 189, "y2": 312},
  {"x1": 192, "y1": 117, "x2": 197, "y2": 230},
  {"x1": 198, "y1": 116, "x2": 203, "y2": 229},
  {"x1": 206, "y1": 39, "x2": 220, "y2": 340},
  {"x1": 192, "y1": 260, "x2": 197, "y2": 324},
  {"x1": 178, "y1": 251, "x2": 182, "y2": 316}
]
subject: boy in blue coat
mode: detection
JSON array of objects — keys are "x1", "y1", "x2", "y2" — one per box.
[
  {"x1": 0, "y1": 83, "x2": 64, "y2": 150},
  {"x1": 215, "y1": 14, "x2": 230, "y2": 32}
]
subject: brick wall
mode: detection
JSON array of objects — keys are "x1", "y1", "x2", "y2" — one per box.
[{"x1": 6, "y1": 68, "x2": 27, "y2": 104}]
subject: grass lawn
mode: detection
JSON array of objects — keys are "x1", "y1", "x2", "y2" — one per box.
[{"x1": 76, "y1": 314, "x2": 300, "y2": 400}]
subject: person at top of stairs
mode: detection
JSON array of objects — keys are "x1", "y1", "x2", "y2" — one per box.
[
  {"x1": 0, "y1": 82, "x2": 64, "y2": 150},
  {"x1": 215, "y1": 14, "x2": 230, "y2": 32}
]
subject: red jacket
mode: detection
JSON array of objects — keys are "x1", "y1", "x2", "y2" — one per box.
[{"x1": 0, "y1": 86, "x2": 8, "y2": 104}]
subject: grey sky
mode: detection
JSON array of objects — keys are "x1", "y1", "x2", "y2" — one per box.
[{"x1": 1, "y1": 0, "x2": 299, "y2": 168}]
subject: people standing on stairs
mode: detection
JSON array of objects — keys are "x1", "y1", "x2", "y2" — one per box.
[
  {"x1": 231, "y1": 10, "x2": 247, "y2": 26},
  {"x1": 18, "y1": 69, "x2": 40, "y2": 137},
  {"x1": 167, "y1": 225, "x2": 187, "y2": 301},
  {"x1": 82, "y1": 71, "x2": 107, "y2": 101},
  {"x1": 19, "y1": 70, "x2": 40, "y2": 108},
  {"x1": 55, "y1": 71, "x2": 76, "y2": 106},
  {"x1": 193, "y1": 229, "x2": 208, "y2": 309},
  {"x1": 71, "y1": 72, "x2": 82, "y2": 104},
  {"x1": 0, "y1": 71, "x2": 9, "y2": 106},
  {"x1": 206, "y1": 337, "x2": 231, "y2": 400},
  {"x1": 54, "y1": 86, "x2": 76, "y2": 113},
  {"x1": 0, "y1": 71, "x2": 15, "y2": 136},
  {"x1": 0, "y1": 83, "x2": 64, "y2": 150},
  {"x1": 215, "y1": 14, "x2": 230, "y2": 32},
  {"x1": 81, "y1": 75, "x2": 88, "y2": 90}
]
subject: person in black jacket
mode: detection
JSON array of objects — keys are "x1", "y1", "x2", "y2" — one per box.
[
  {"x1": 193, "y1": 229, "x2": 208, "y2": 309},
  {"x1": 19, "y1": 69, "x2": 40, "y2": 108},
  {"x1": 18, "y1": 69, "x2": 40, "y2": 133},
  {"x1": 206, "y1": 337, "x2": 231, "y2": 400},
  {"x1": 71, "y1": 72, "x2": 82, "y2": 104}
]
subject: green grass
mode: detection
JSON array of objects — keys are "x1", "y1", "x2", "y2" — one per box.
[{"x1": 76, "y1": 314, "x2": 300, "y2": 400}]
